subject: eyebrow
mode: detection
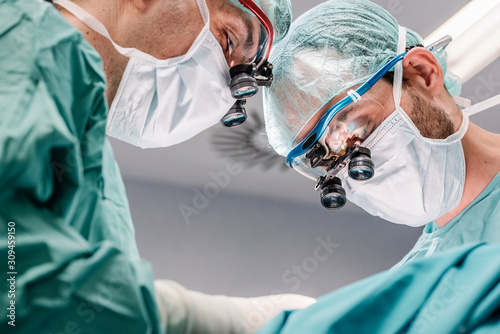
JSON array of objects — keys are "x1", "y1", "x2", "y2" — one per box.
[
  {"x1": 294, "y1": 98, "x2": 363, "y2": 145},
  {"x1": 336, "y1": 104, "x2": 359, "y2": 122},
  {"x1": 242, "y1": 15, "x2": 256, "y2": 56}
]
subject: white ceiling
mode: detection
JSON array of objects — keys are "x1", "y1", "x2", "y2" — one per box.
[{"x1": 111, "y1": 0, "x2": 500, "y2": 212}]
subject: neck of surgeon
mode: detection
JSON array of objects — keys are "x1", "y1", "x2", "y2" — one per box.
[
  {"x1": 397, "y1": 49, "x2": 500, "y2": 227},
  {"x1": 435, "y1": 122, "x2": 500, "y2": 227}
]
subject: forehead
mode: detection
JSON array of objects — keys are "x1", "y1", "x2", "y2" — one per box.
[
  {"x1": 270, "y1": 55, "x2": 339, "y2": 127},
  {"x1": 268, "y1": 46, "x2": 376, "y2": 135}
]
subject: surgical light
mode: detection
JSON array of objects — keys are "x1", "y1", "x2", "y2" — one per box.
[{"x1": 424, "y1": 0, "x2": 500, "y2": 82}]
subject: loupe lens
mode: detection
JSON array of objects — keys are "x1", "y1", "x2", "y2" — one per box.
[
  {"x1": 221, "y1": 100, "x2": 247, "y2": 128},
  {"x1": 348, "y1": 150, "x2": 374, "y2": 180},
  {"x1": 320, "y1": 177, "x2": 346, "y2": 209},
  {"x1": 321, "y1": 192, "x2": 346, "y2": 209},
  {"x1": 233, "y1": 85, "x2": 258, "y2": 99},
  {"x1": 349, "y1": 165, "x2": 374, "y2": 180},
  {"x1": 229, "y1": 65, "x2": 258, "y2": 99},
  {"x1": 222, "y1": 113, "x2": 247, "y2": 127}
]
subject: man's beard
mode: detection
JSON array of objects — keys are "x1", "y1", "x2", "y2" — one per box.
[{"x1": 407, "y1": 87, "x2": 456, "y2": 139}]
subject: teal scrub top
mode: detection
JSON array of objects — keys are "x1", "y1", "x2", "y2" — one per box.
[
  {"x1": 394, "y1": 172, "x2": 500, "y2": 269},
  {"x1": 257, "y1": 243, "x2": 500, "y2": 334},
  {"x1": 0, "y1": 0, "x2": 163, "y2": 332},
  {"x1": 256, "y1": 162, "x2": 500, "y2": 334}
]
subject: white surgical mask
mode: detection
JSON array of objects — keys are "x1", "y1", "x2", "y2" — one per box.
[
  {"x1": 54, "y1": 0, "x2": 235, "y2": 148},
  {"x1": 340, "y1": 26, "x2": 469, "y2": 227}
]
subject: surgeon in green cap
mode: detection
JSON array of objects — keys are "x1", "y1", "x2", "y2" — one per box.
[
  {"x1": 256, "y1": 0, "x2": 500, "y2": 332},
  {"x1": 263, "y1": 0, "x2": 500, "y2": 267},
  {"x1": 0, "y1": 0, "x2": 317, "y2": 333}
]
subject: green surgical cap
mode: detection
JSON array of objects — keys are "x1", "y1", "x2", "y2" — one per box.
[
  {"x1": 263, "y1": 0, "x2": 462, "y2": 156},
  {"x1": 230, "y1": 0, "x2": 292, "y2": 42}
]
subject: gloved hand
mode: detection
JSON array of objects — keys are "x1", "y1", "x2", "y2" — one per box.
[
  {"x1": 228, "y1": 294, "x2": 317, "y2": 332},
  {"x1": 154, "y1": 279, "x2": 316, "y2": 334}
]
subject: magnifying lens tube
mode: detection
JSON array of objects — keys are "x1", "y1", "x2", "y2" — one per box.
[
  {"x1": 224, "y1": 61, "x2": 273, "y2": 127},
  {"x1": 229, "y1": 64, "x2": 259, "y2": 99},
  {"x1": 314, "y1": 146, "x2": 374, "y2": 209},
  {"x1": 320, "y1": 177, "x2": 347, "y2": 209},
  {"x1": 221, "y1": 100, "x2": 248, "y2": 128},
  {"x1": 348, "y1": 147, "x2": 374, "y2": 180}
]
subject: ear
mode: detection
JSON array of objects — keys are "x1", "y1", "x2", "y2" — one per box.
[{"x1": 402, "y1": 48, "x2": 445, "y2": 98}]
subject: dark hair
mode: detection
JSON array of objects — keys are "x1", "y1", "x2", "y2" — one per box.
[{"x1": 381, "y1": 71, "x2": 408, "y2": 86}]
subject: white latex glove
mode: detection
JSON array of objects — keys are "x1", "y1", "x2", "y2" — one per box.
[
  {"x1": 154, "y1": 279, "x2": 316, "y2": 334},
  {"x1": 229, "y1": 294, "x2": 317, "y2": 332}
]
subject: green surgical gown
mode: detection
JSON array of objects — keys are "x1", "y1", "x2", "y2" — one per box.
[
  {"x1": 0, "y1": 0, "x2": 162, "y2": 332},
  {"x1": 258, "y1": 243, "x2": 500, "y2": 333}
]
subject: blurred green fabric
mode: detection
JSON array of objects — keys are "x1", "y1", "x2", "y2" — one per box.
[{"x1": 0, "y1": 0, "x2": 162, "y2": 332}]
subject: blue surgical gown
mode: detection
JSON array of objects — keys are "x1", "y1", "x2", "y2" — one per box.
[{"x1": 0, "y1": 0, "x2": 162, "y2": 332}]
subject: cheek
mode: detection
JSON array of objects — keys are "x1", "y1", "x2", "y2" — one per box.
[
  {"x1": 149, "y1": 2, "x2": 205, "y2": 59},
  {"x1": 398, "y1": 93, "x2": 413, "y2": 116},
  {"x1": 371, "y1": 80, "x2": 398, "y2": 115}
]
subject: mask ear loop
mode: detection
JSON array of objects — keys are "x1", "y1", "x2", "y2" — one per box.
[
  {"x1": 452, "y1": 96, "x2": 472, "y2": 109},
  {"x1": 195, "y1": 0, "x2": 210, "y2": 24},
  {"x1": 53, "y1": 0, "x2": 137, "y2": 57},
  {"x1": 54, "y1": 0, "x2": 212, "y2": 65},
  {"x1": 393, "y1": 26, "x2": 407, "y2": 108},
  {"x1": 464, "y1": 93, "x2": 500, "y2": 116}
]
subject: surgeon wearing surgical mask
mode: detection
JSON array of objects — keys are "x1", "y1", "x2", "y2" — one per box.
[
  {"x1": 263, "y1": 0, "x2": 500, "y2": 268},
  {"x1": 0, "y1": 0, "x2": 316, "y2": 333},
  {"x1": 253, "y1": 2, "x2": 500, "y2": 332},
  {"x1": 54, "y1": 0, "x2": 280, "y2": 147}
]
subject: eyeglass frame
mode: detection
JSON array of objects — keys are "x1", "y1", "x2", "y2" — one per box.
[{"x1": 285, "y1": 35, "x2": 453, "y2": 168}]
